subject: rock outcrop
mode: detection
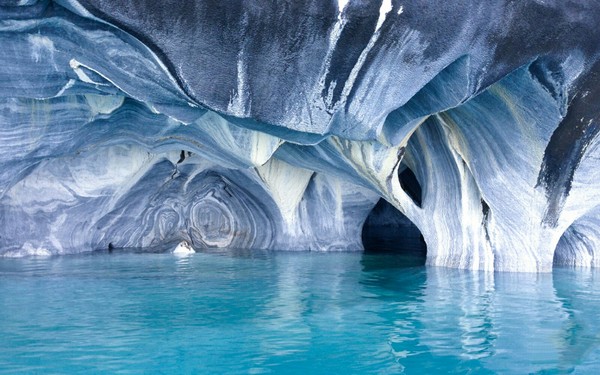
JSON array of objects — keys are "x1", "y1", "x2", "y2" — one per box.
[{"x1": 1, "y1": 0, "x2": 600, "y2": 271}]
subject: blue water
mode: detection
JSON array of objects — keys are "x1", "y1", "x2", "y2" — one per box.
[{"x1": 1, "y1": 251, "x2": 600, "y2": 374}]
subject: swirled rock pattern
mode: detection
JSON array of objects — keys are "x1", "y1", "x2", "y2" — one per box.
[{"x1": 1, "y1": 0, "x2": 600, "y2": 271}]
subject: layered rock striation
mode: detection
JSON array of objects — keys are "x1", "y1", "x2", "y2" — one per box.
[{"x1": 1, "y1": 0, "x2": 600, "y2": 271}]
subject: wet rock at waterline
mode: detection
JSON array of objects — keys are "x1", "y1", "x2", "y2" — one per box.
[{"x1": 1, "y1": 0, "x2": 600, "y2": 272}]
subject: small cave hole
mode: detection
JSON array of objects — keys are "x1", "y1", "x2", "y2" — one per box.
[
  {"x1": 361, "y1": 199, "x2": 427, "y2": 264},
  {"x1": 481, "y1": 199, "x2": 490, "y2": 218},
  {"x1": 399, "y1": 167, "x2": 422, "y2": 207},
  {"x1": 177, "y1": 150, "x2": 186, "y2": 164}
]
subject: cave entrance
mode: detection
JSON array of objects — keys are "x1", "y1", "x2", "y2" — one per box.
[{"x1": 361, "y1": 198, "x2": 427, "y2": 263}]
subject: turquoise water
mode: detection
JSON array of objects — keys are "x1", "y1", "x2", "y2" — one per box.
[{"x1": 1, "y1": 251, "x2": 600, "y2": 374}]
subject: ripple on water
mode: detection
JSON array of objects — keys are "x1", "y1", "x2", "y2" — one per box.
[{"x1": 1, "y1": 252, "x2": 600, "y2": 373}]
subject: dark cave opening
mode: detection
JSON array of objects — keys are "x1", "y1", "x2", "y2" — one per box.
[
  {"x1": 399, "y1": 166, "x2": 422, "y2": 207},
  {"x1": 361, "y1": 198, "x2": 427, "y2": 263}
]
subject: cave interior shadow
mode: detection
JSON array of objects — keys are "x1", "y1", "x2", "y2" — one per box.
[{"x1": 361, "y1": 197, "x2": 427, "y2": 271}]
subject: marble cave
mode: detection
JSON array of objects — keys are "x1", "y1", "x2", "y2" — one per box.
[{"x1": 2, "y1": 0, "x2": 600, "y2": 273}]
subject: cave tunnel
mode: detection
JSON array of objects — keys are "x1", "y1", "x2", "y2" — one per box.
[
  {"x1": 361, "y1": 198, "x2": 427, "y2": 264},
  {"x1": 361, "y1": 164, "x2": 427, "y2": 266}
]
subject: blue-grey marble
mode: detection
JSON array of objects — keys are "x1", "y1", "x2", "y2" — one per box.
[{"x1": 1, "y1": 0, "x2": 600, "y2": 271}]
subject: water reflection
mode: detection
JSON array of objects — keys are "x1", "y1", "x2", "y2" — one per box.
[
  {"x1": 358, "y1": 256, "x2": 600, "y2": 373},
  {"x1": 1, "y1": 253, "x2": 600, "y2": 373},
  {"x1": 418, "y1": 268, "x2": 496, "y2": 373},
  {"x1": 553, "y1": 269, "x2": 600, "y2": 373}
]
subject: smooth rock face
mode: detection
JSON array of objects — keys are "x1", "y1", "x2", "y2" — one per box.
[{"x1": 1, "y1": 1, "x2": 600, "y2": 271}]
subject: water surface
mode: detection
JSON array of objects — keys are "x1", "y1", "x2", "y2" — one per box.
[{"x1": 1, "y1": 251, "x2": 599, "y2": 373}]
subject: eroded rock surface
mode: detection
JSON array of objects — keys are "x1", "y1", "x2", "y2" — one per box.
[{"x1": 1, "y1": 0, "x2": 600, "y2": 271}]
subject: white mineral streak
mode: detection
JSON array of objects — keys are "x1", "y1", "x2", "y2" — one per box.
[
  {"x1": 337, "y1": 0, "x2": 349, "y2": 14},
  {"x1": 84, "y1": 94, "x2": 125, "y2": 116},
  {"x1": 228, "y1": 12, "x2": 251, "y2": 117},
  {"x1": 55, "y1": 79, "x2": 76, "y2": 97},
  {"x1": 227, "y1": 54, "x2": 250, "y2": 116},
  {"x1": 257, "y1": 158, "x2": 313, "y2": 232},
  {"x1": 250, "y1": 133, "x2": 284, "y2": 166},
  {"x1": 28, "y1": 34, "x2": 55, "y2": 65},
  {"x1": 345, "y1": 28, "x2": 426, "y2": 133},
  {"x1": 317, "y1": 0, "x2": 350, "y2": 112},
  {"x1": 69, "y1": 59, "x2": 97, "y2": 84},
  {"x1": 376, "y1": 0, "x2": 393, "y2": 33},
  {"x1": 338, "y1": 17, "x2": 385, "y2": 109},
  {"x1": 194, "y1": 111, "x2": 282, "y2": 167}
]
